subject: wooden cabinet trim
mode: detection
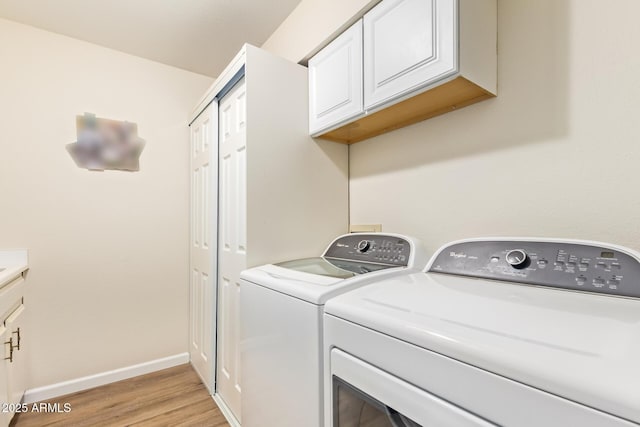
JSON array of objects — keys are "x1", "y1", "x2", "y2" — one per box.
[{"x1": 317, "y1": 76, "x2": 494, "y2": 144}]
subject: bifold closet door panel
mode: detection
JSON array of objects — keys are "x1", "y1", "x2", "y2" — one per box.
[
  {"x1": 217, "y1": 77, "x2": 247, "y2": 422},
  {"x1": 189, "y1": 102, "x2": 217, "y2": 392}
]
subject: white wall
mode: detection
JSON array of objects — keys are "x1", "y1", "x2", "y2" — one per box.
[
  {"x1": 264, "y1": 0, "x2": 640, "y2": 255},
  {"x1": 0, "y1": 19, "x2": 212, "y2": 389},
  {"x1": 262, "y1": 0, "x2": 377, "y2": 63}
]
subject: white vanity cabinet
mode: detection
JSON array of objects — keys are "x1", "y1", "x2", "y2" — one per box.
[
  {"x1": 308, "y1": 20, "x2": 363, "y2": 135},
  {"x1": 0, "y1": 250, "x2": 29, "y2": 427},
  {"x1": 1, "y1": 281, "x2": 27, "y2": 427},
  {"x1": 309, "y1": 0, "x2": 496, "y2": 144}
]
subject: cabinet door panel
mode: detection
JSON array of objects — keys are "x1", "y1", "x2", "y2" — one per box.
[
  {"x1": 5, "y1": 305, "x2": 26, "y2": 415},
  {"x1": 309, "y1": 20, "x2": 363, "y2": 135},
  {"x1": 1, "y1": 326, "x2": 9, "y2": 427},
  {"x1": 364, "y1": 0, "x2": 457, "y2": 109}
]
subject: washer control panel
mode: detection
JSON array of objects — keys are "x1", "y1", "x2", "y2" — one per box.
[
  {"x1": 429, "y1": 240, "x2": 640, "y2": 298},
  {"x1": 324, "y1": 234, "x2": 411, "y2": 266}
]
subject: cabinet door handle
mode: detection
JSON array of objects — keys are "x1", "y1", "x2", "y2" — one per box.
[
  {"x1": 12, "y1": 328, "x2": 20, "y2": 350},
  {"x1": 4, "y1": 338, "x2": 13, "y2": 363}
]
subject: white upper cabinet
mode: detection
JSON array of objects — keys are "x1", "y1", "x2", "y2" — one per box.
[
  {"x1": 308, "y1": 21, "x2": 363, "y2": 135},
  {"x1": 309, "y1": 0, "x2": 497, "y2": 144},
  {"x1": 363, "y1": 0, "x2": 456, "y2": 109}
]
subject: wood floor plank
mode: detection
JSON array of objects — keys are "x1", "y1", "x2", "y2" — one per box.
[
  {"x1": 11, "y1": 364, "x2": 230, "y2": 427},
  {"x1": 130, "y1": 397, "x2": 228, "y2": 427}
]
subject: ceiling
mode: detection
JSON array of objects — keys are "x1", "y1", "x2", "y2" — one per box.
[{"x1": 0, "y1": 0, "x2": 302, "y2": 77}]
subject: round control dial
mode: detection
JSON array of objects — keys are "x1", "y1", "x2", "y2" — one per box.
[
  {"x1": 506, "y1": 249, "x2": 529, "y2": 269},
  {"x1": 357, "y1": 240, "x2": 371, "y2": 253}
]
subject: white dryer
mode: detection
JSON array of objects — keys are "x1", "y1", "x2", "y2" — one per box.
[
  {"x1": 324, "y1": 238, "x2": 640, "y2": 427},
  {"x1": 239, "y1": 233, "x2": 427, "y2": 427}
]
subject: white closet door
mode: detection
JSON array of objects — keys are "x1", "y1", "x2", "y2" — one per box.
[
  {"x1": 217, "y1": 78, "x2": 247, "y2": 422},
  {"x1": 364, "y1": 0, "x2": 457, "y2": 109},
  {"x1": 189, "y1": 102, "x2": 218, "y2": 392}
]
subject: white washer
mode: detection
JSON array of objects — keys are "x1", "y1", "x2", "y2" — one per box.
[
  {"x1": 324, "y1": 238, "x2": 640, "y2": 427},
  {"x1": 239, "y1": 233, "x2": 428, "y2": 427}
]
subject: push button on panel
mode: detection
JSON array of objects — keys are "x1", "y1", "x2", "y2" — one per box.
[{"x1": 593, "y1": 278, "x2": 605, "y2": 288}]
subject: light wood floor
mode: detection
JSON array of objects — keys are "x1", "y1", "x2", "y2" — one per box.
[{"x1": 11, "y1": 364, "x2": 230, "y2": 427}]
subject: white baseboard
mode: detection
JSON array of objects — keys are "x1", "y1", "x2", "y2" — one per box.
[
  {"x1": 212, "y1": 393, "x2": 241, "y2": 427},
  {"x1": 23, "y1": 352, "x2": 190, "y2": 404}
]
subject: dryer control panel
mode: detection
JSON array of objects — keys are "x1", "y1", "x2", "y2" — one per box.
[
  {"x1": 429, "y1": 240, "x2": 640, "y2": 298},
  {"x1": 324, "y1": 234, "x2": 411, "y2": 267}
]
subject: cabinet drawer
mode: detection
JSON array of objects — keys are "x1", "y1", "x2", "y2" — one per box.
[{"x1": 0, "y1": 276, "x2": 24, "y2": 322}]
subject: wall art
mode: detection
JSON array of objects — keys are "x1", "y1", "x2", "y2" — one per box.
[{"x1": 66, "y1": 113, "x2": 145, "y2": 171}]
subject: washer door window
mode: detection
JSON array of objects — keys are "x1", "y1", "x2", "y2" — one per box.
[
  {"x1": 331, "y1": 349, "x2": 495, "y2": 427},
  {"x1": 275, "y1": 257, "x2": 397, "y2": 278},
  {"x1": 334, "y1": 377, "x2": 420, "y2": 426}
]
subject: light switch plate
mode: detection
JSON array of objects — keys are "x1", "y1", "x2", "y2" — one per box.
[{"x1": 349, "y1": 224, "x2": 382, "y2": 233}]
